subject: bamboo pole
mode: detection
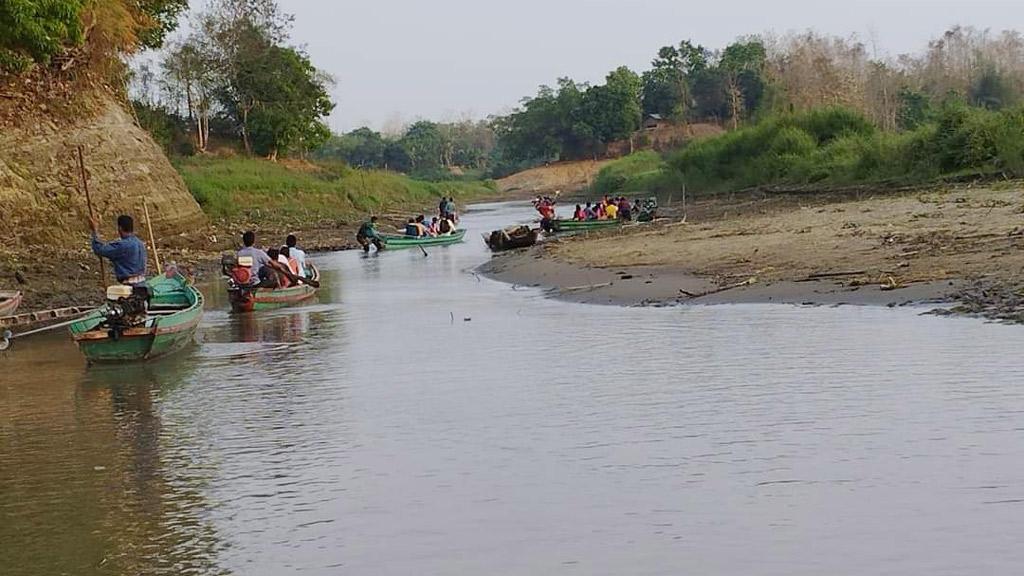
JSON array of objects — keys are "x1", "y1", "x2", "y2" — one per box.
[
  {"x1": 142, "y1": 199, "x2": 162, "y2": 273},
  {"x1": 77, "y1": 146, "x2": 105, "y2": 288}
]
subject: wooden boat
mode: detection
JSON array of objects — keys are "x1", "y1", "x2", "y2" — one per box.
[
  {"x1": 551, "y1": 219, "x2": 622, "y2": 233},
  {"x1": 69, "y1": 274, "x2": 203, "y2": 363},
  {"x1": 0, "y1": 291, "x2": 22, "y2": 317},
  {"x1": 380, "y1": 229, "x2": 467, "y2": 249},
  {"x1": 228, "y1": 263, "x2": 320, "y2": 313},
  {"x1": 485, "y1": 226, "x2": 539, "y2": 251}
]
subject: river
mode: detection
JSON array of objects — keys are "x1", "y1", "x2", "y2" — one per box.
[{"x1": 2, "y1": 201, "x2": 1024, "y2": 575}]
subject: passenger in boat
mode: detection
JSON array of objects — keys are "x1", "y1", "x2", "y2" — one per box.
[
  {"x1": 596, "y1": 201, "x2": 607, "y2": 220},
  {"x1": 584, "y1": 202, "x2": 597, "y2": 220},
  {"x1": 357, "y1": 217, "x2": 383, "y2": 253},
  {"x1": 573, "y1": 204, "x2": 586, "y2": 221},
  {"x1": 237, "y1": 231, "x2": 271, "y2": 284},
  {"x1": 438, "y1": 216, "x2": 456, "y2": 235},
  {"x1": 416, "y1": 215, "x2": 435, "y2": 236},
  {"x1": 429, "y1": 216, "x2": 440, "y2": 235},
  {"x1": 259, "y1": 248, "x2": 289, "y2": 288},
  {"x1": 618, "y1": 197, "x2": 632, "y2": 221},
  {"x1": 285, "y1": 234, "x2": 307, "y2": 276},
  {"x1": 90, "y1": 214, "x2": 148, "y2": 285},
  {"x1": 405, "y1": 218, "x2": 421, "y2": 237},
  {"x1": 281, "y1": 246, "x2": 301, "y2": 276},
  {"x1": 443, "y1": 197, "x2": 457, "y2": 221},
  {"x1": 605, "y1": 200, "x2": 619, "y2": 220}
]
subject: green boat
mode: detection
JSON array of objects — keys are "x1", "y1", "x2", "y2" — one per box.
[
  {"x1": 551, "y1": 219, "x2": 622, "y2": 233},
  {"x1": 69, "y1": 274, "x2": 204, "y2": 364},
  {"x1": 379, "y1": 229, "x2": 467, "y2": 249}
]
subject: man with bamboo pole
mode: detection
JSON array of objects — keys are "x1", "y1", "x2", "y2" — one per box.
[{"x1": 90, "y1": 215, "x2": 148, "y2": 285}]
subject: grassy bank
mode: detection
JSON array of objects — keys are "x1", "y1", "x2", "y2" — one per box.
[
  {"x1": 591, "y1": 105, "x2": 1024, "y2": 197},
  {"x1": 174, "y1": 156, "x2": 498, "y2": 224}
]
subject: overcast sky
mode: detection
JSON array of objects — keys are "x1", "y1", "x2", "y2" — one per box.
[{"x1": 254, "y1": 0, "x2": 1024, "y2": 132}]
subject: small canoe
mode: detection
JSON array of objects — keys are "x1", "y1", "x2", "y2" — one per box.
[
  {"x1": 0, "y1": 291, "x2": 22, "y2": 317},
  {"x1": 69, "y1": 274, "x2": 203, "y2": 363},
  {"x1": 380, "y1": 229, "x2": 467, "y2": 250},
  {"x1": 229, "y1": 264, "x2": 320, "y2": 313},
  {"x1": 485, "y1": 227, "x2": 539, "y2": 251},
  {"x1": 551, "y1": 219, "x2": 622, "y2": 233}
]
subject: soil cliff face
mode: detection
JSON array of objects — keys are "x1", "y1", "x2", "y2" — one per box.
[{"x1": 0, "y1": 92, "x2": 206, "y2": 247}]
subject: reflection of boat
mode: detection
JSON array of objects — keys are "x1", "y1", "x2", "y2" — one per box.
[
  {"x1": 227, "y1": 263, "x2": 320, "y2": 313},
  {"x1": 380, "y1": 229, "x2": 467, "y2": 249},
  {"x1": 485, "y1": 226, "x2": 539, "y2": 251},
  {"x1": 69, "y1": 274, "x2": 203, "y2": 363},
  {"x1": 551, "y1": 219, "x2": 622, "y2": 233},
  {"x1": 0, "y1": 290, "x2": 22, "y2": 316}
]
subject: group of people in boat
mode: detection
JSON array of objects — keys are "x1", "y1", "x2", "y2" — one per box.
[
  {"x1": 569, "y1": 196, "x2": 643, "y2": 222},
  {"x1": 354, "y1": 197, "x2": 460, "y2": 252},
  {"x1": 236, "y1": 231, "x2": 309, "y2": 289}
]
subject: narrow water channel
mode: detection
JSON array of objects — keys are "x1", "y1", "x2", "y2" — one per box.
[{"x1": 2, "y1": 201, "x2": 1024, "y2": 575}]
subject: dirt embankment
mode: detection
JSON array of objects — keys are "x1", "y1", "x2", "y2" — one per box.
[
  {"x1": 495, "y1": 160, "x2": 611, "y2": 198},
  {"x1": 482, "y1": 182, "x2": 1024, "y2": 320}
]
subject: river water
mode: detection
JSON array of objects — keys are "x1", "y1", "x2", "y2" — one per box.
[{"x1": 3, "y1": 201, "x2": 1024, "y2": 576}]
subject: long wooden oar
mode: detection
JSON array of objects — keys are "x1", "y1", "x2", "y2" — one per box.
[
  {"x1": 271, "y1": 263, "x2": 320, "y2": 288},
  {"x1": 77, "y1": 146, "x2": 104, "y2": 288},
  {"x1": 142, "y1": 199, "x2": 162, "y2": 273}
]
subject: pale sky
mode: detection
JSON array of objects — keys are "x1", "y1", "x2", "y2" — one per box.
[{"x1": 232, "y1": 0, "x2": 1024, "y2": 131}]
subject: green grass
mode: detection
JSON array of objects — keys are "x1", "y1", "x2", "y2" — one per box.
[
  {"x1": 174, "y1": 157, "x2": 498, "y2": 223},
  {"x1": 591, "y1": 150, "x2": 676, "y2": 196}
]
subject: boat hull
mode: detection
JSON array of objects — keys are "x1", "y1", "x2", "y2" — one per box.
[
  {"x1": 551, "y1": 219, "x2": 622, "y2": 233},
  {"x1": 70, "y1": 275, "x2": 203, "y2": 363},
  {"x1": 380, "y1": 229, "x2": 466, "y2": 249},
  {"x1": 0, "y1": 291, "x2": 22, "y2": 317},
  {"x1": 228, "y1": 264, "x2": 320, "y2": 313}
]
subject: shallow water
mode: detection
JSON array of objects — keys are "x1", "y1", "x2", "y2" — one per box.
[{"x1": 3, "y1": 201, "x2": 1024, "y2": 576}]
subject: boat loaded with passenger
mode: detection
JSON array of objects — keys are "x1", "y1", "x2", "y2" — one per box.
[{"x1": 380, "y1": 229, "x2": 467, "y2": 249}]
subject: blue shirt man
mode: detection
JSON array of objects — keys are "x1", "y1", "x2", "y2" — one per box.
[{"x1": 90, "y1": 214, "x2": 147, "y2": 283}]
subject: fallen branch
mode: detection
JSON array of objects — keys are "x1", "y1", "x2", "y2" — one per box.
[
  {"x1": 679, "y1": 277, "x2": 758, "y2": 299},
  {"x1": 561, "y1": 282, "x2": 613, "y2": 292}
]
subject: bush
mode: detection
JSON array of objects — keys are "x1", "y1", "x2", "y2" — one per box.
[{"x1": 667, "y1": 104, "x2": 1024, "y2": 193}]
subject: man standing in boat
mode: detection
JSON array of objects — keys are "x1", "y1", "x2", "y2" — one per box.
[{"x1": 90, "y1": 214, "x2": 147, "y2": 285}]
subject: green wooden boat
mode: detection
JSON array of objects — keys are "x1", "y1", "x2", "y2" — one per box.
[
  {"x1": 69, "y1": 274, "x2": 203, "y2": 364},
  {"x1": 551, "y1": 219, "x2": 622, "y2": 233},
  {"x1": 228, "y1": 264, "x2": 320, "y2": 313},
  {"x1": 380, "y1": 229, "x2": 467, "y2": 249}
]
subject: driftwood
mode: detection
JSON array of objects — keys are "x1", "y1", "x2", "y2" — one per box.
[
  {"x1": 560, "y1": 282, "x2": 613, "y2": 292},
  {"x1": 679, "y1": 277, "x2": 758, "y2": 299}
]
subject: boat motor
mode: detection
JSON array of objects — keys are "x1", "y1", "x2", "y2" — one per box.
[
  {"x1": 223, "y1": 254, "x2": 255, "y2": 289},
  {"x1": 103, "y1": 284, "x2": 151, "y2": 339}
]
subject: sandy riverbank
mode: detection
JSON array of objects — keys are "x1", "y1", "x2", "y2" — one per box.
[{"x1": 481, "y1": 182, "x2": 1024, "y2": 320}]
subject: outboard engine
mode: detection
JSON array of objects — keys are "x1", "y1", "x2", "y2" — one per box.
[
  {"x1": 103, "y1": 284, "x2": 151, "y2": 339},
  {"x1": 222, "y1": 254, "x2": 254, "y2": 289}
]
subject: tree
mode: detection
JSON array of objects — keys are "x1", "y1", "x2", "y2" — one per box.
[
  {"x1": 720, "y1": 40, "x2": 767, "y2": 128},
  {"x1": 242, "y1": 45, "x2": 334, "y2": 159},
  {"x1": 970, "y1": 65, "x2": 1018, "y2": 110},
  {"x1": 580, "y1": 66, "x2": 642, "y2": 150},
  {"x1": 0, "y1": 0, "x2": 84, "y2": 72},
  {"x1": 161, "y1": 39, "x2": 219, "y2": 152},
  {"x1": 401, "y1": 121, "x2": 443, "y2": 173}
]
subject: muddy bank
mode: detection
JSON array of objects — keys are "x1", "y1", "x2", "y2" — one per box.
[
  {"x1": 480, "y1": 181, "x2": 1024, "y2": 318},
  {"x1": 481, "y1": 245, "x2": 961, "y2": 308}
]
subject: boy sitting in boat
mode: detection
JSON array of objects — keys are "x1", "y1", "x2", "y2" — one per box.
[
  {"x1": 90, "y1": 214, "x2": 147, "y2": 285},
  {"x1": 285, "y1": 235, "x2": 307, "y2": 276}
]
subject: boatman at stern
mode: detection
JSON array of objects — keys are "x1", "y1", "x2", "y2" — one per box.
[{"x1": 90, "y1": 214, "x2": 148, "y2": 285}]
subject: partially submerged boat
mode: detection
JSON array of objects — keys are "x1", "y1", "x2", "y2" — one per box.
[
  {"x1": 380, "y1": 229, "x2": 467, "y2": 250},
  {"x1": 223, "y1": 256, "x2": 320, "y2": 313},
  {"x1": 485, "y1": 226, "x2": 539, "y2": 251},
  {"x1": 69, "y1": 274, "x2": 203, "y2": 363},
  {"x1": 0, "y1": 291, "x2": 22, "y2": 317},
  {"x1": 550, "y1": 219, "x2": 622, "y2": 233}
]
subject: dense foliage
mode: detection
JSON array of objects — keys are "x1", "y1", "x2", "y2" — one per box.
[
  {"x1": 313, "y1": 119, "x2": 495, "y2": 179},
  {"x1": 591, "y1": 104, "x2": 1024, "y2": 197},
  {"x1": 133, "y1": 0, "x2": 334, "y2": 159},
  {"x1": 0, "y1": 0, "x2": 186, "y2": 73}
]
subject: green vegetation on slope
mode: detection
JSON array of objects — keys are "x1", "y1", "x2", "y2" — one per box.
[
  {"x1": 175, "y1": 157, "x2": 497, "y2": 223},
  {"x1": 591, "y1": 104, "x2": 1024, "y2": 197}
]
